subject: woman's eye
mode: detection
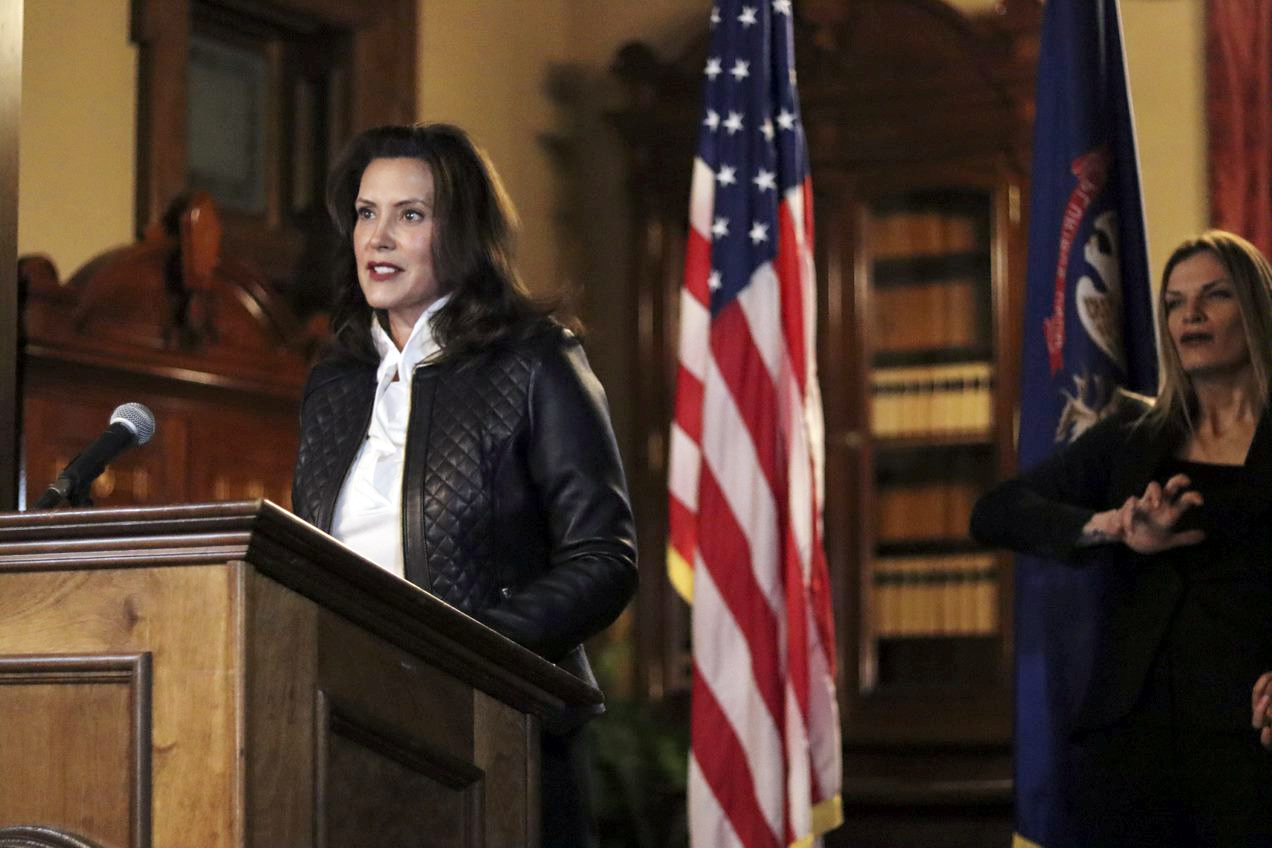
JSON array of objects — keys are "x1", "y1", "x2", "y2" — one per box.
[
  {"x1": 1207, "y1": 288, "x2": 1232, "y2": 299},
  {"x1": 403, "y1": 209, "x2": 425, "y2": 222},
  {"x1": 356, "y1": 206, "x2": 374, "y2": 220},
  {"x1": 1164, "y1": 300, "x2": 1181, "y2": 312}
]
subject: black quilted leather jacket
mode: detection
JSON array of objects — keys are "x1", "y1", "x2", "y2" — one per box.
[{"x1": 292, "y1": 325, "x2": 638, "y2": 711}]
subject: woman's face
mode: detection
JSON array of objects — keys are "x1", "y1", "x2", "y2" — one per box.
[
  {"x1": 1164, "y1": 250, "x2": 1250, "y2": 379},
  {"x1": 353, "y1": 156, "x2": 440, "y2": 347}
]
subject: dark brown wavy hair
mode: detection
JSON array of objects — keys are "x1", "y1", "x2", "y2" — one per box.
[{"x1": 324, "y1": 123, "x2": 562, "y2": 363}]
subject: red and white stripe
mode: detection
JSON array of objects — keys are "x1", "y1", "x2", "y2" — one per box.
[{"x1": 668, "y1": 156, "x2": 843, "y2": 847}]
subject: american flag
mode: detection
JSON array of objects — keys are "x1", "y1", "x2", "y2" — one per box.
[{"x1": 666, "y1": 2, "x2": 843, "y2": 846}]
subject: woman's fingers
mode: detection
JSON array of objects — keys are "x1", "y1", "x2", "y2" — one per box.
[
  {"x1": 1159, "y1": 490, "x2": 1203, "y2": 529},
  {"x1": 1119, "y1": 498, "x2": 1139, "y2": 535},
  {"x1": 1141, "y1": 480, "x2": 1163, "y2": 510},
  {"x1": 1162, "y1": 528, "x2": 1204, "y2": 550},
  {"x1": 1120, "y1": 479, "x2": 1208, "y2": 553},
  {"x1": 1162, "y1": 474, "x2": 1203, "y2": 520},
  {"x1": 1253, "y1": 672, "x2": 1272, "y2": 713},
  {"x1": 1250, "y1": 674, "x2": 1272, "y2": 748},
  {"x1": 1139, "y1": 479, "x2": 1203, "y2": 529},
  {"x1": 1255, "y1": 690, "x2": 1272, "y2": 746},
  {"x1": 1174, "y1": 490, "x2": 1204, "y2": 511},
  {"x1": 1162, "y1": 473, "x2": 1192, "y2": 500}
]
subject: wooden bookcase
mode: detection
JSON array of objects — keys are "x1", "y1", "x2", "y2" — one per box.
[
  {"x1": 820, "y1": 162, "x2": 1025, "y2": 753},
  {"x1": 863, "y1": 188, "x2": 1000, "y2": 689}
]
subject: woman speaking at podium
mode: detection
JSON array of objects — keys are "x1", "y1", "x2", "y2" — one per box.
[
  {"x1": 291, "y1": 123, "x2": 637, "y2": 847},
  {"x1": 972, "y1": 230, "x2": 1272, "y2": 846}
]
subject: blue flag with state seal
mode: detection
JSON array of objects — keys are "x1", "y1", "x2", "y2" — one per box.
[{"x1": 1015, "y1": 1, "x2": 1157, "y2": 846}]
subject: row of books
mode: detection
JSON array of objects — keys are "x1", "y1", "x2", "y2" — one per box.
[
  {"x1": 867, "y1": 210, "x2": 984, "y2": 259},
  {"x1": 871, "y1": 553, "x2": 999, "y2": 636},
  {"x1": 872, "y1": 278, "x2": 983, "y2": 352},
  {"x1": 877, "y1": 481, "x2": 979, "y2": 541},
  {"x1": 871, "y1": 362, "x2": 993, "y2": 437}
]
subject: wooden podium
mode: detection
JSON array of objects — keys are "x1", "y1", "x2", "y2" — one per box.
[{"x1": 0, "y1": 501, "x2": 600, "y2": 848}]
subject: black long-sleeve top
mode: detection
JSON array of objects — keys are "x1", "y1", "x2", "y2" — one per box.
[{"x1": 971, "y1": 397, "x2": 1272, "y2": 731}]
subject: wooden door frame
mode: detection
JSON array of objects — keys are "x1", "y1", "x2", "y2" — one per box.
[
  {"x1": 130, "y1": 0, "x2": 417, "y2": 233},
  {"x1": 0, "y1": 0, "x2": 20, "y2": 510}
]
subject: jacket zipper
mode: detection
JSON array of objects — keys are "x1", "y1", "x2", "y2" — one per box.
[{"x1": 401, "y1": 359, "x2": 439, "y2": 589}]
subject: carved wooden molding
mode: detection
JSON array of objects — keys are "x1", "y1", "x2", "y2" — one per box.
[
  {"x1": 0, "y1": 654, "x2": 153, "y2": 848},
  {"x1": 20, "y1": 192, "x2": 317, "y2": 402}
]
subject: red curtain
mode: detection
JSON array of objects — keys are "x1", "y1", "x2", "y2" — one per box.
[{"x1": 1207, "y1": 0, "x2": 1272, "y2": 258}]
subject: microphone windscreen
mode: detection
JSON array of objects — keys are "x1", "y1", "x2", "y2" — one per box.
[{"x1": 110, "y1": 402, "x2": 157, "y2": 445}]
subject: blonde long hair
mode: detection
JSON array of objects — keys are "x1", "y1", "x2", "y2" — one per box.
[{"x1": 1146, "y1": 229, "x2": 1272, "y2": 431}]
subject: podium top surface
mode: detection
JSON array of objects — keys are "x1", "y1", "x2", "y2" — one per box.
[{"x1": 0, "y1": 500, "x2": 603, "y2": 716}]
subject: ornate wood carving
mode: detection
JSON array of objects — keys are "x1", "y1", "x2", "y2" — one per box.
[{"x1": 19, "y1": 192, "x2": 319, "y2": 510}]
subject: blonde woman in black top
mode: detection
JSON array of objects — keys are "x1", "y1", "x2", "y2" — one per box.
[{"x1": 973, "y1": 230, "x2": 1272, "y2": 846}]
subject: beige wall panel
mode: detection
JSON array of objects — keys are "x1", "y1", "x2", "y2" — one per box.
[
  {"x1": 417, "y1": 0, "x2": 570, "y2": 298},
  {"x1": 19, "y1": 0, "x2": 136, "y2": 277},
  {"x1": 566, "y1": 0, "x2": 703, "y2": 67},
  {"x1": 1122, "y1": 0, "x2": 1208, "y2": 289}
]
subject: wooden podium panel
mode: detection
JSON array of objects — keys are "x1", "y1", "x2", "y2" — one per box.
[
  {"x1": 0, "y1": 501, "x2": 596, "y2": 848},
  {"x1": 0, "y1": 654, "x2": 149, "y2": 848}
]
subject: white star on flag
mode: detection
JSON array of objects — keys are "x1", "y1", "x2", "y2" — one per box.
[
  {"x1": 730, "y1": 59, "x2": 750, "y2": 81},
  {"x1": 716, "y1": 165, "x2": 737, "y2": 186},
  {"x1": 724, "y1": 111, "x2": 744, "y2": 134},
  {"x1": 773, "y1": 0, "x2": 792, "y2": 14},
  {"x1": 704, "y1": 109, "x2": 720, "y2": 131},
  {"x1": 705, "y1": 57, "x2": 722, "y2": 80},
  {"x1": 760, "y1": 118, "x2": 775, "y2": 142},
  {"x1": 777, "y1": 108, "x2": 796, "y2": 130},
  {"x1": 712, "y1": 217, "x2": 730, "y2": 238},
  {"x1": 739, "y1": 6, "x2": 757, "y2": 27},
  {"x1": 748, "y1": 221, "x2": 769, "y2": 244},
  {"x1": 707, "y1": 270, "x2": 723, "y2": 291},
  {"x1": 753, "y1": 169, "x2": 776, "y2": 192}
]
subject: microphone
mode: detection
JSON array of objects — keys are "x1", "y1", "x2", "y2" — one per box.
[{"x1": 34, "y1": 403, "x2": 157, "y2": 509}]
